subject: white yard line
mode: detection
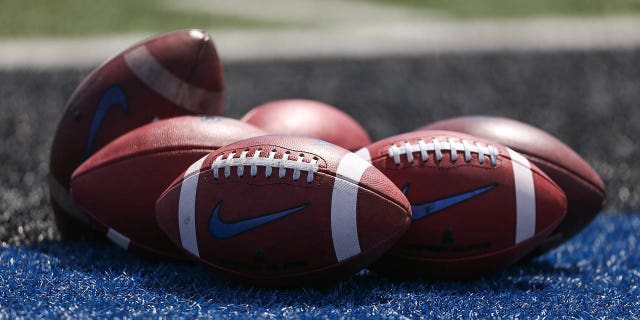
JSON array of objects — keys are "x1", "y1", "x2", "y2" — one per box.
[
  {"x1": 0, "y1": 34, "x2": 148, "y2": 69},
  {"x1": 2, "y1": 0, "x2": 640, "y2": 70},
  {"x1": 167, "y1": 0, "x2": 443, "y2": 25},
  {"x1": 214, "y1": 16, "x2": 640, "y2": 60}
]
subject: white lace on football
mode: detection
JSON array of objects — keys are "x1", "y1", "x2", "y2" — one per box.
[
  {"x1": 388, "y1": 138, "x2": 499, "y2": 166},
  {"x1": 211, "y1": 149, "x2": 319, "y2": 183}
]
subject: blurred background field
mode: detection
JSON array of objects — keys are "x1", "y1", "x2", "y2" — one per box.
[
  {"x1": 4, "y1": 0, "x2": 640, "y2": 69},
  {"x1": 367, "y1": 0, "x2": 640, "y2": 18},
  {"x1": 0, "y1": 0, "x2": 638, "y2": 318},
  {"x1": 1, "y1": 0, "x2": 637, "y2": 262},
  {"x1": 0, "y1": 0, "x2": 280, "y2": 38},
  {"x1": 2, "y1": 0, "x2": 640, "y2": 38}
]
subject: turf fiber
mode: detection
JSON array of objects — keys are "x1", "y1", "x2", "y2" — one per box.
[
  {"x1": 1, "y1": 213, "x2": 638, "y2": 318},
  {"x1": 1, "y1": 49, "x2": 639, "y2": 318}
]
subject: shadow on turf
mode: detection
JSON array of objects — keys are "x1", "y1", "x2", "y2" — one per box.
[{"x1": 20, "y1": 238, "x2": 585, "y2": 307}]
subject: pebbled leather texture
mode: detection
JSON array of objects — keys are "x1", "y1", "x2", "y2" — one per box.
[
  {"x1": 50, "y1": 29, "x2": 225, "y2": 239},
  {"x1": 241, "y1": 99, "x2": 371, "y2": 152},
  {"x1": 70, "y1": 116, "x2": 264, "y2": 259},
  {"x1": 420, "y1": 116, "x2": 605, "y2": 254},
  {"x1": 155, "y1": 135, "x2": 410, "y2": 285},
  {"x1": 362, "y1": 129, "x2": 567, "y2": 278}
]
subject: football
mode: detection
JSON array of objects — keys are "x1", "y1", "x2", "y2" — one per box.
[
  {"x1": 356, "y1": 130, "x2": 567, "y2": 278},
  {"x1": 70, "y1": 116, "x2": 265, "y2": 259},
  {"x1": 50, "y1": 29, "x2": 225, "y2": 238},
  {"x1": 155, "y1": 135, "x2": 411, "y2": 285},
  {"x1": 420, "y1": 116, "x2": 606, "y2": 254},
  {"x1": 240, "y1": 99, "x2": 371, "y2": 151}
]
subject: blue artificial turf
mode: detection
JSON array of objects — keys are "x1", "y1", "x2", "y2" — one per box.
[{"x1": 1, "y1": 213, "x2": 638, "y2": 319}]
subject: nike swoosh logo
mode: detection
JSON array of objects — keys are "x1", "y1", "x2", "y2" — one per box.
[
  {"x1": 84, "y1": 85, "x2": 129, "y2": 158},
  {"x1": 209, "y1": 201, "x2": 308, "y2": 239},
  {"x1": 403, "y1": 183, "x2": 498, "y2": 221}
]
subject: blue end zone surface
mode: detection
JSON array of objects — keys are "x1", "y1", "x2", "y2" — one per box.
[{"x1": 1, "y1": 213, "x2": 638, "y2": 319}]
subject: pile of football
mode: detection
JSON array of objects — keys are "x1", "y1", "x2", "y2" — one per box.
[{"x1": 49, "y1": 30, "x2": 606, "y2": 285}]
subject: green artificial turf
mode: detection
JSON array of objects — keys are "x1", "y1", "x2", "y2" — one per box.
[
  {"x1": 364, "y1": 0, "x2": 640, "y2": 18},
  {"x1": 0, "y1": 0, "x2": 281, "y2": 38},
  {"x1": 4, "y1": 0, "x2": 640, "y2": 38}
]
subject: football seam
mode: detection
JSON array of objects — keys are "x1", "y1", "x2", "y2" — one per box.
[
  {"x1": 180, "y1": 177, "x2": 411, "y2": 282},
  {"x1": 519, "y1": 152, "x2": 606, "y2": 198},
  {"x1": 368, "y1": 146, "x2": 568, "y2": 203},
  {"x1": 367, "y1": 153, "x2": 503, "y2": 171},
  {"x1": 174, "y1": 145, "x2": 330, "y2": 185},
  {"x1": 166, "y1": 158, "x2": 411, "y2": 220},
  {"x1": 183, "y1": 31, "x2": 208, "y2": 96},
  {"x1": 156, "y1": 164, "x2": 412, "y2": 281},
  {"x1": 500, "y1": 151, "x2": 569, "y2": 207},
  {"x1": 71, "y1": 146, "x2": 217, "y2": 180},
  {"x1": 326, "y1": 169, "x2": 411, "y2": 218},
  {"x1": 369, "y1": 149, "x2": 568, "y2": 227},
  {"x1": 386, "y1": 211, "x2": 563, "y2": 264},
  {"x1": 197, "y1": 220, "x2": 408, "y2": 283},
  {"x1": 70, "y1": 199, "x2": 185, "y2": 259}
]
